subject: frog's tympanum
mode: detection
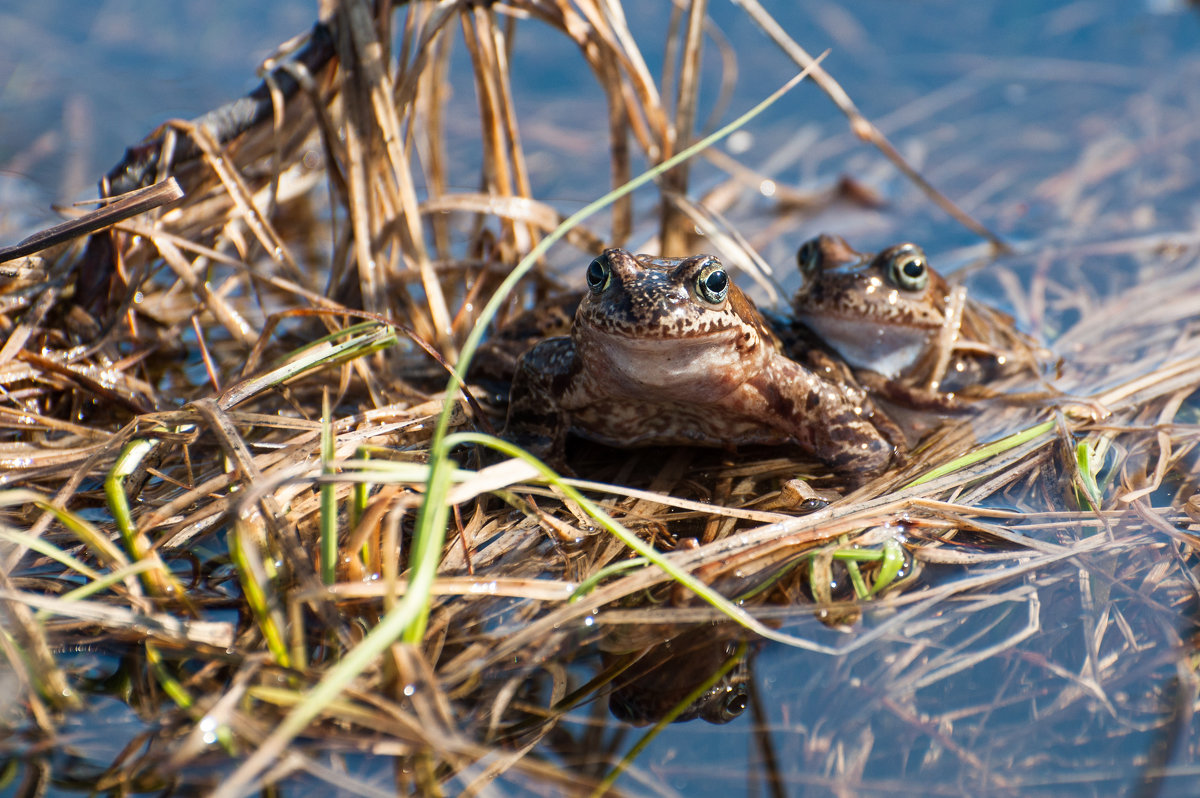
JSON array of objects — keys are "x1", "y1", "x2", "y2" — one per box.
[
  {"x1": 504, "y1": 249, "x2": 898, "y2": 475},
  {"x1": 792, "y1": 234, "x2": 1041, "y2": 409}
]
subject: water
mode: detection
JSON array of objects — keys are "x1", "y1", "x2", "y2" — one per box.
[
  {"x1": 4, "y1": 1, "x2": 1200, "y2": 796},
  {"x1": 0, "y1": 0, "x2": 313, "y2": 237}
]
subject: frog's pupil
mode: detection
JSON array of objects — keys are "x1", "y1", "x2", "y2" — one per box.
[
  {"x1": 903, "y1": 259, "x2": 924, "y2": 279},
  {"x1": 705, "y1": 270, "x2": 728, "y2": 296},
  {"x1": 586, "y1": 258, "x2": 607, "y2": 290},
  {"x1": 799, "y1": 243, "x2": 816, "y2": 269}
]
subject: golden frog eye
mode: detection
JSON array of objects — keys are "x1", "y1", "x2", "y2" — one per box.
[
  {"x1": 585, "y1": 256, "x2": 611, "y2": 293},
  {"x1": 695, "y1": 260, "x2": 729, "y2": 304},
  {"x1": 796, "y1": 238, "x2": 822, "y2": 276},
  {"x1": 887, "y1": 246, "x2": 929, "y2": 292}
]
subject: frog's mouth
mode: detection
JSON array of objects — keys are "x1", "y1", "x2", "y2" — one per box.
[
  {"x1": 584, "y1": 327, "x2": 754, "y2": 399},
  {"x1": 797, "y1": 313, "x2": 933, "y2": 379}
]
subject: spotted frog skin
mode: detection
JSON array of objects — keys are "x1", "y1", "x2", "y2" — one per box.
[
  {"x1": 504, "y1": 248, "x2": 898, "y2": 476},
  {"x1": 791, "y1": 235, "x2": 1040, "y2": 409}
]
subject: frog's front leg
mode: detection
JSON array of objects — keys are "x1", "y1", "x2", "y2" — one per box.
[
  {"x1": 762, "y1": 357, "x2": 899, "y2": 477},
  {"x1": 809, "y1": 378, "x2": 899, "y2": 477},
  {"x1": 502, "y1": 336, "x2": 577, "y2": 467}
]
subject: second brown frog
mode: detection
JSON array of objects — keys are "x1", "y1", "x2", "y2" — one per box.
[
  {"x1": 504, "y1": 248, "x2": 900, "y2": 477},
  {"x1": 791, "y1": 234, "x2": 1045, "y2": 411}
]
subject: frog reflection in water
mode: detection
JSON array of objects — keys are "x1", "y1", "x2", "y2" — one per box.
[
  {"x1": 792, "y1": 235, "x2": 1043, "y2": 411},
  {"x1": 504, "y1": 249, "x2": 899, "y2": 476},
  {"x1": 607, "y1": 626, "x2": 751, "y2": 726}
]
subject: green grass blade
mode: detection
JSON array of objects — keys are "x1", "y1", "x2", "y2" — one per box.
[
  {"x1": 105, "y1": 439, "x2": 184, "y2": 598},
  {"x1": 569, "y1": 557, "x2": 650, "y2": 601},
  {"x1": 320, "y1": 393, "x2": 337, "y2": 585},
  {"x1": 904, "y1": 420, "x2": 1055, "y2": 489},
  {"x1": 34, "y1": 560, "x2": 162, "y2": 621},
  {"x1": 228, "y1": 521, "x2": 291, "y2": 668},
  {"x1": 0, "y1": 528, "x2": 103, "y2": 582},
  {"x1": 871, "y1": 538, "x2": 905, "y2": 594}
]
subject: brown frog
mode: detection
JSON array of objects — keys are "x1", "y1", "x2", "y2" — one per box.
[
  {"x1": 791, "y1": 234, "x2": 1043, "y2": 410},
  {"x1": 504, "y1": 248, "x2": 898, "y2": 476}
]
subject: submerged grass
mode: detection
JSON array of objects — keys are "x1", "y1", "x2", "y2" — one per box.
[{"x1": 1, "y1": 1, "x2": 1199, "y2": 795}]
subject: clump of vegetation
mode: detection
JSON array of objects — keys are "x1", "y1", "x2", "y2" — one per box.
[{"x1": 2, "y1": 2, "x2": 1198, "y2": 795}]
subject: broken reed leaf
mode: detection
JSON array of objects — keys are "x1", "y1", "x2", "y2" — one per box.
[
  {"x1": 330, "y1": 459, "x2": 477, "y2": 487},
  {"x1": 419, "y1": 193, "x2": 608, "y2": 254},
  {"x1": 0, "y1": 178, "x2": 184, "y2": 263},
  {"x1": 1, "y1": 589, "x2": 235, "y2": 648},
  {"x1": 265, "y1": 319, "x2": 401, "y2": 368},
  {"x1": 325, "y1": 576, "x2": 577, "y2": 603},
  {"x1": 218, "y1": 323, "x2": 398, "y2": 409},
  {"x1": 559, "y1": 477, "x2": 792, "y2": 522}
]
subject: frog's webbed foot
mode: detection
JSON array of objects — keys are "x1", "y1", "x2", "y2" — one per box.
[
  {"x1": 955, "y1": 385, "x2": 1110, "y2": 423},
  {"x1": 858, "y1": 370, "x2": 969, "y2": 414},
  {"x1": 502, "y1": 337, "x2": 574, "y2": 471}
]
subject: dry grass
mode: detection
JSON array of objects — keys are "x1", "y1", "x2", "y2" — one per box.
[{"x1": 1, "y1": 1, "x2": 1198, "y2": 795}]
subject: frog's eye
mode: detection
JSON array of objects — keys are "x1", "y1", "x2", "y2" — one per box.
[
  {"x1": 585, "y1": 256, "x2": 611, "y2": 293},
  {"x1": 888, "y1": 246, "x2": 929, "y2": 292},
  {"x1": 703, "y1": 686, "x2": 749, "y2": 724},
  {"x1": 796, "y1": 238, "x2": 821, "y2": 275},
  {"x1": 719, "y1": 688, "x2": 749, "y2": 721},
  {"x1": 696, "y1": 261, "x2": 729, "y2": 304}
]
